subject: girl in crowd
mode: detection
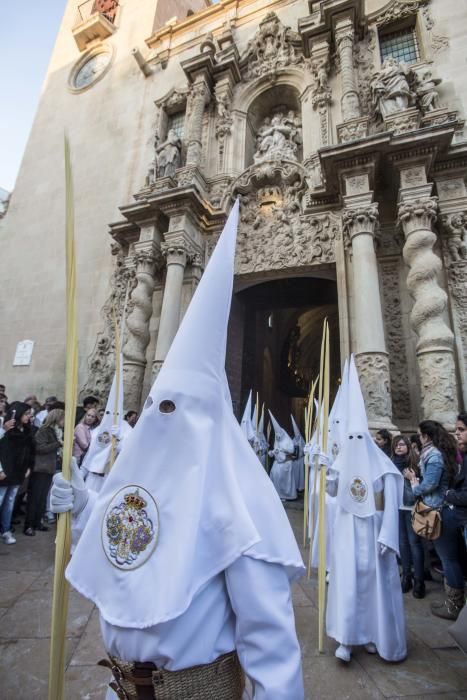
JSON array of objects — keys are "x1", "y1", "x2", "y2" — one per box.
[
  {"x1": 391, "y1": 435, "x2": 425, "y2": 598},
  {"x1": 0, "y1": 402, "x2": 35, "y2": 544},
  {"x1": 73, "y1": 408, "x2": 98, "y2": 465},
  {"x1": 406, "y1": 420, "x2": 464, "y2": 620},
  {"x1": 23, "y1": 408, "x2": 64, "y2": 536},
  {"x1": 375, "y1": 429, "x2": 392, "y2": 457}
]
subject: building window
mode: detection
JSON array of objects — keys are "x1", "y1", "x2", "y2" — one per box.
[
  {"x1": 379, "y1": 26, "x2": 420, "y2": 65},
  {"x1": 167, "y1": 111, "x2": 185, "y2": 139}
]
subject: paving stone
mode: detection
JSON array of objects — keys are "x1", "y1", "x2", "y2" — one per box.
[
  {"x1": 355, "y1": 632, "x2": 467, "y2": 697},
  {"x1": 303, "y1": 655, "x2": 385, "y2": 700},
  {"x1": 0, "y1": 570, "x2": 41, "y2": 607},
  {"x1": 0, "y1": 637, "x2": 78, "y2": 700},
  {"x1": 64, "y1": 664, "x2": 110, "y2": 700},
  {"x1": 69, "y1": 608, "x2": 106, "y2": 667},
  {"x1": 0, "y1": 587, "x2": 93, "y2": 639}
]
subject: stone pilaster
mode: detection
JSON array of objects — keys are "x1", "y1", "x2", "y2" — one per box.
[
  {"x1": 343, "y1": 175, "x2": 394, "y2": 429},
  {"x1": 398, "y1": 173, "x2": 457, "y2": 427},
  {"x1": 186, "y1": 78, "x2": 210, "y2": 167},
  {"x1": 123, "y1": 242, "x2": 159, "y2": 409},
  {"x1": 335, "y1": 17, "x2": 360, "y2": 122},
  {"x1": 153, "y1": 243, "x2": 189, "y2": 376}
]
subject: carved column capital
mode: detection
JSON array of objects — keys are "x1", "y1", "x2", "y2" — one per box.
[
  {"x1": 335, "y1": 29, "x2": 354, "y2": 49},
  {"x1": 398, "y1": 197, "x2": 438, "y2": 236},
  {"x1": 343, "y1": 203, "x2": 379, "y2": 240}
]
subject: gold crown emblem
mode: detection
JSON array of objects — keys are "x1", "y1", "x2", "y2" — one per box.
[{"x1": 124, "y1": 491, "x2": 146, "y2": 510}]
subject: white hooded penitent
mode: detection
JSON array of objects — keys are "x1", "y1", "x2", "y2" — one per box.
[
  {"x1": 333, "y1": 356, "x2": 401, "y2": 518},
  {"x1": 240, "y1": 390, "x2": 255, "y2": 443},
  {"x1": 66, "y1": 200, "x2": 304, "y2": 629},
  {"x1": 81, "y1": 356, "x2": 130, "y2": 479}
]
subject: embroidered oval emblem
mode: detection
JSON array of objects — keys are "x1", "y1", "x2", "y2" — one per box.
[
  {"x1": 102, "y1": 485, "x2": 159, "y2": 570},
  {"x1": 349, "y1": 477, "x2": 368, "y2": 503}
]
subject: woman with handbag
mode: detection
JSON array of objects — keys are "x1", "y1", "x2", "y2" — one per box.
[
  {"x1": 405, "y1": 420, "x2": 463, "y2": 620},
  {"x1": 391, "y1": 435, "x2": 425, "y2": 598}
]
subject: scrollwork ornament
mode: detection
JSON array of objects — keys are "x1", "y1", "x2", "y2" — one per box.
[{"x1": 354, "y1": 352, "x2": 393, "y2": 426}]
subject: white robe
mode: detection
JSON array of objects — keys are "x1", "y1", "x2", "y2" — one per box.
[
  {"x1": 292, "y1": 444, "x2": 305, "y2": 492},
  {"x1": 73, "y1": 493, "x2": 304, "y2": 699},
  {"x1": 269, "y1": 449, "x2": 297, "y2": 501},
  {"x1": 308, "y1": 465, "x2": 337, "y2": 571},
  {"x1": 326, "y1": 474, "x2": 407, "y2": 661}
]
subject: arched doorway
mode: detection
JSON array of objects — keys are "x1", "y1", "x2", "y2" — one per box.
[{"x1": 226, "y1": 276, "x2": 340, "y2": 435}]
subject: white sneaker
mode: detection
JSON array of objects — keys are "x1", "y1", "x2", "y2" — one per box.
[
  {"x1": 365, "y1": 643, "x2": 377, "y2": 654},
  {"x1": 335, "y1": 644, "x2": 351, "y2": 662},
  {"x1": 2, "y1": 531, "x2": 16, "y2": 545}
]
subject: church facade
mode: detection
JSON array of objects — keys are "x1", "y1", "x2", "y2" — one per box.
[{"x1": 1, "y1": 0, "x2": 466, "y2": 431}]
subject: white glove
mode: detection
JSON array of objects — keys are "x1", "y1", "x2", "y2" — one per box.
[
  {"x1": 378, "y1": 543, "x2": 388, "y2": 556},
  {"x1": 50, "y1": 458, "x2": 89, "y2": 516},
  {"x1": 110, "y1": 424, "x2": 121, "y2": 439},
  {"x1": 318, "y1": 452, "x2": 331, "y2": 469}
]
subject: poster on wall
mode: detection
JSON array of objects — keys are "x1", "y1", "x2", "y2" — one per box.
[{"x1": 13, "y1": 340, "x2": 34, "y2": 366}]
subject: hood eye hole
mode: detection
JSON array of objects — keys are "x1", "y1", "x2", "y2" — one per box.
[
  {"x1": 145, "y1": 396, "x2": 154, "y2": 409},
  {"x1": 357, "y1": 435, "x2": 363, "y2": 439},
  {"x1": 159, "y1": 399, "x2": 176, "y2": 414},
  {"x1": 349, "y1": 435, "x2": 354, "y2": 439}
]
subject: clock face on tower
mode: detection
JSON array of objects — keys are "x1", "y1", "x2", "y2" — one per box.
[{"x1": 70, "y1": 48, "x2": 113, "y2": 92}]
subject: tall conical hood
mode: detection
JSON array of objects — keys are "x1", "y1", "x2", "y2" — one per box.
[
  {"x1": 258, "y1": 404, "x2": 265, "y2": 436},
  {"x1": 346, "y1": 355, "x2": 369, "y2": 434},
  {"x1": 240, "y1": 390, "x2": 255, "y2": 442},
  {"x1": 331, "y1": 358, "x2": 349, "y2": 451},
  {"x1": 291, "y1": 414, "x2": 305, "y2": 448},
  {"x1": 269, "y1": 410, "x2": 294, "y2": 454},
  {"x1": 81, "y1": 355, "x2": 126, "y2": 475},
  {"x1": 67, "y1": 200, "x2": 304, "y2": 628},
  {"x1": 160, "y1": 200, "x2": 239, "y2": 383}
]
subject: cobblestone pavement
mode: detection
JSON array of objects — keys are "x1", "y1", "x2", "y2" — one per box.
[{"x1": 0, "y1": 506, "x2": 466, "y2": 699}]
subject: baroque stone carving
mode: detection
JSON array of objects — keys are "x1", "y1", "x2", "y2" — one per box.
[
  {"x1": 342, "y1": 204, "x2": 379, "y2": 238},
  {"x1": 371, "y1": 57, "x2": 415, "y2": 120},
  {"x1": 354, "y1": 352, "x2": 393, "y2": 426},
  {"x1": 81, "y1": 243, "x2": 135, "y2": 402},
  {"x1": 254, "y1": 111, "x2": 302, "y2": 163},
  {"x1": 442, "y1": 212, "x2": 467, "y2": 262},
  {"x1": 147, "y1": 130, "x2": 181, "y2": 184},
  {"x1": 372, "y1": 0, "x2": 428, "y2": 27},
  {"x1": 416, "y1": 71, "x2": 442, "y2": 113},
  {"x1": 355, "y1": 30, "x2": 377, "y2": 117},
  {"x1": 123, "y1": 247, "x2": 160, "y2": 408},
  {"x1": 337, "y1": 118, "x2": 369, "y2": 144},
  {"x1": 398, "y1": 195, "x2": 457, "y2": 424},
  {"x1": 384, "y1": 107, "x2": 421, "y2": 134},
  {"x1": 445, "y1": 261, "x2": 467, "y2": 380},
  {"x1": 236, "y1": 194, "x2": 338, "y2": 274},
  {"x1": 380, "y1": 260, "x2": 412, "y2": 419},
  {"x1": 240, "y1": 12, "x2": 303, "y2": 81}
]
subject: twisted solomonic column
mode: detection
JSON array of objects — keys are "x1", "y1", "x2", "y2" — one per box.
[
  {"x1": 186, "y1": 80, "x2": 210, "y2": 167},
  {"x1": 398, "y1": 196, "x2": 457, "y2": 426},
  {"x1": 123, "y1": 246, "x2": 159, "y2": 408},
  {"x1": 342, "y1": 201, "x2": 394, "y2": 429},
  {"x1": 335, "y1": 23, "x2": 361, "y2": 122}
]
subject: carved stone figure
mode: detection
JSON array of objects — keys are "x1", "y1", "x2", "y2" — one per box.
[
  {"x1": 155, "y1": 129, "x2": 182, "y2": 179},
  {"x1": 416, "y1": 71, "x2": 442, "y2": 113},
  {"x1": 254, "y1": 112, "x2": 302, "y2": 163},
  {"x1": 370, "y1": 57, "x2": 414, "y2": 119},
  {"x1": 442, "y1": 212, "x2": 467, "y2": 262}
]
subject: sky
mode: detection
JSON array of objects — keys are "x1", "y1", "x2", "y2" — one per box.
[{"x1": 0, "y1": 1, "x2": 67, "y2": 191}]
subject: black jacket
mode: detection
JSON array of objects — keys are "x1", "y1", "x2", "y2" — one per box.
[
  {"x1": 445, "y1": 455, "x2": 467, "y2": 516},
  {"x1": 0, "y1": 427, "x2": 35, "y2": 486}
]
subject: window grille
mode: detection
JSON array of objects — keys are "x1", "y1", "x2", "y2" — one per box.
[
  {"x1": 379, "y1": 26, "x2": 420, "y2": 65},
  {"x1": 167, "y1": 111, "x2": 185, "y2": 139}
]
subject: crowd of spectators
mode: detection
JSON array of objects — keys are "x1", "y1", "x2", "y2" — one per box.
[{"x1": 0, "y1": 385, "x2": 138, "y2": 542}]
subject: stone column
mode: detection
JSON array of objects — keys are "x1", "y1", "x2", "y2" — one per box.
[
  {"x1": 186, "y1": 78, "x2": 210, "y2": 167},
  {"x1": 123, "y1": 242, "x2": 159, "y2": 409},
  {"x1": 398, "y1": 169, "x2": 457, "y2": 427},
  {"x1": 153, "y1": 243, "x2": 188, "y2": 374},
  {"x1": 335, "y1": 17, "x2": 360, "y2": 122},
  {"x1": 343, "y1": 178, "x2": 394, "y2": 429}
]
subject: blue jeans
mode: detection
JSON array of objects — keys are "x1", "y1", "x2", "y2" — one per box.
[
  {"x1": 434, "y1": 506, "x2": 467, "y2": 589},
  {"x1": 0, "y1": 485, "x2": 20, "y2": 534},
  {"x1": 399, "y1": 509, "x2": 425, "y2": 580}
]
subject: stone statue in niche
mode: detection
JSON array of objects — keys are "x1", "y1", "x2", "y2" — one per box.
[
  {"x1": 370, "y1": 57, "x2": 415, "y2": 119},
  {"x1": 416, "y1": 71, "x2": 442, "y2": 113},
  {"x1": 254, "y1": 111, "x2": 302, "y2": 163},
  {"x1": 147, "y1": 129, "x2": 182, "y2": 183}
]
